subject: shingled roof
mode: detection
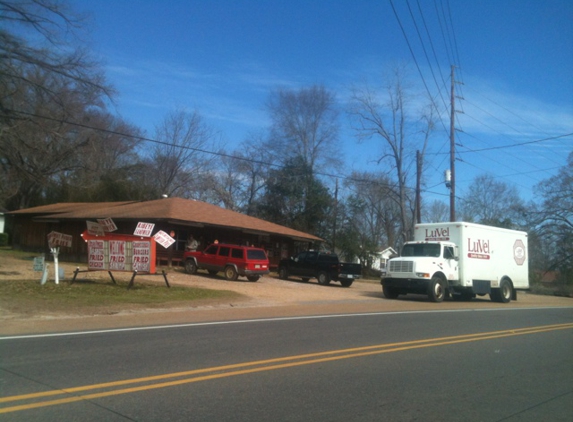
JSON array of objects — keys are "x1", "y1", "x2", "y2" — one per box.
[{"x1": 9, "y1": 197, "x2": 322, "y2": 242}]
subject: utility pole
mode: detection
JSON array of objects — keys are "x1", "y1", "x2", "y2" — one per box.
[
  {"x1": 416, "y1": 150, "x2": 422, "y2": 224},
  {"x1": 449, "y1": 65, "x2": 456, "y2": 222}
]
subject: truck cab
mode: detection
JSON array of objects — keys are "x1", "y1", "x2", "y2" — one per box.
[{"x1": 382, "y1": 241, "x2": 459, "y2": 302}]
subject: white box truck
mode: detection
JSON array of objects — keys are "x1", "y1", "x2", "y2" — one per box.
[{"x1": 381, "y1": 222, "x2": 528, "y2": 303}]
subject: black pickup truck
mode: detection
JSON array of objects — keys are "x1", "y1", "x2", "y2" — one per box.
[{"x1": 278, "y1": 250, "x2": 362, "y2": 287}]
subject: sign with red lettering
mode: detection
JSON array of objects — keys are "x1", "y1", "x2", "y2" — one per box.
[
  {"x1": 424, "y1": 227, "x2": 450, "y2": 241},
  {"x1": 108, "y1": 240, "x2": 126, "y2": 270},
  {"x1": 153, "y1": 230, "x2": 176, "y2": 248},
  {"x1": 467, "y1": 238, "x2": 491, "y2": 260},
  {"x1": 47, "y1": 231, "x2": 73, "y2": 248},
  {"x1": 97, "y1": 217, "x2": 117, "y2": 232},
  {"x1": 132, "y1": 241, "x2": 151, "y2": 271},
  {"x1": 134, "y1": 222, "x2": 155, "y2": 237},
  {"x1": 86, "y1": 221, "x2": 104, "y2": 236},
  {"x1": 88, "y1": 240, "x2": 106, "y2": 270}
]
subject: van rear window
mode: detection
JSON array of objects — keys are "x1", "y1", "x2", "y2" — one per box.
[{"x1": 247, "y1": 250, "x2": 267, "y2": 260}]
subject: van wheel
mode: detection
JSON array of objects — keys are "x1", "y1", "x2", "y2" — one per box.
[
  {"x1": 383, "y1": 286, "x2": 399, "y2": 299},
  {"x1": 428, "y1": 276, "x2": 446, "y2": 302},
  {"x1": 185, "y1": 260, "x2": 197, "y2": 274},
  {"x1": 224, "y1": 266, "x2": 238, "y2": 281},
  {"x1": 317, "y1": 271, "x2": 331, "y2": 285},
  {"x1": 278, "y1": 267, "x2": 289, "y2": 280},
  {"x1": 491, "y1": 279, "x2": 512, "y2": 303}
]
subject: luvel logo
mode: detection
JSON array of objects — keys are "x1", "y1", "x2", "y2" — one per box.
[
  {"x1": 467, "y1": 238, "x2": 490, "y2": 260},
  {"x1": 425, "y1": 227, "x2": 450, "y2": 240},
  {"x1": 513, "y1": 239, "x2": 526, "y2": 265}
]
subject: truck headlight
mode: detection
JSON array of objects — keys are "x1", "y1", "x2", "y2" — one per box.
[{"x1": 416, "y1": 272, "x2": 430, "y2": 278}]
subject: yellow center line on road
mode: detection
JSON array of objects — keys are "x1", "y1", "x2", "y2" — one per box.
[{"x1": 1, "y1": 322, "x2": 572, "y2": 414}]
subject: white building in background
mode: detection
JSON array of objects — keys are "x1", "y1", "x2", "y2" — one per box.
[{"x1": 371, "y1": 247, "x2": 397, "y2": 271}]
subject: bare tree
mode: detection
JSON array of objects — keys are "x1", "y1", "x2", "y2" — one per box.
[
  {"x1": 0, "y1": 0, "x2": 112, "y2": 115},
  {"x1": 205, "y1": 134, "x2": 270, "y2": 213},
  {"x1": 150, "y1": 109, "x2": 218, "y2": 198},
  {"x1": 266, "y1": 85, "x2": 340, "y2": 172},
  {"x1": 1, "y1": 68, "x2": 112, "y2": 208},
  {"x1": 459, "y1": 174, "x2": 524, "y2": 227},
  {"x1": 0, "y1": 0, "x2": 114, "y2": 209},
  {"x1": 349, "y1": 67, "x2": 435, "y2": 244},
  {"x1": 423, "y1": 199, "x2": 450, "y2": 223},
  {"x1": 340, "y1": 172, "x2": 402, "y2": 257}
]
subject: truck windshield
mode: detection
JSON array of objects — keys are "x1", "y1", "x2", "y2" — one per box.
[{"x1": 402, "y1": 243, "x2": 441, "y2": 257}]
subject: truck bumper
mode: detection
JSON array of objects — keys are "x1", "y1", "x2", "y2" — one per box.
[
  {"x1": 241, "y1": 269, "x2": 270, "y2": 277},
  {"x1": 338, "y1": 273, "x2": 361, "y2": 280},
  {"x1": 381, "y1": 277, "x2": 430, "y2": 294}
]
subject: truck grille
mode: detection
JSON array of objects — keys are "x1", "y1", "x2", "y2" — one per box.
[{"x1": 389, "y1": 261, "x2": 414, "y2": 273}]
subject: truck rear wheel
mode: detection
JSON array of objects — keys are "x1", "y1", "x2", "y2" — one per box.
[
  {"x1": 491, "y1": 278, "x2": 512, "y2": 303},
  {"x1": 383, "y1": 285, "x2": 399, "y2": 299},
  {"x1": 317, "y1": 271, "x2": 331, "y2": 285},
  {"x1": 340, "y1": 279, "x2": 353, "y2": 287},
  {"x1": 428, "y1": 276, "x2": 446, "y2": 302}
]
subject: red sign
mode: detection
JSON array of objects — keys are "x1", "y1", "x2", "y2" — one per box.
[{"x1": 82, "y1": 231, "x2": 156, "y2": 274}]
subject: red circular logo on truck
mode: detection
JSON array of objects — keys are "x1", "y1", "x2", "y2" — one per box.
[{"x1": 513, "y1": 239, "x2": 526, "y2": 266}]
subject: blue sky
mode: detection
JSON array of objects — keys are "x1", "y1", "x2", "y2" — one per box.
[{"x1": 71, "y1": 0, "x2": 573, "y2": 206}]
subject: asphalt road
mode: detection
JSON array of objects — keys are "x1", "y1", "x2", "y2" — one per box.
[{"x1": 1, "y1": 307, "x2": 572, "y2": 421}]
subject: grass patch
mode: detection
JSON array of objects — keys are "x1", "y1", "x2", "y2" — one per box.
[
  {"x1": 0, "y1": 278, "x2": 242, "y2": 314},
  {"x1": 0, "y1": 248, "x2": 242, "y2": 315}
]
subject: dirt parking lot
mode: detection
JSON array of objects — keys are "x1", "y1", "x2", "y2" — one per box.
[{"x1": 1, "y1": 254, "x2": 572, "y2": 335}]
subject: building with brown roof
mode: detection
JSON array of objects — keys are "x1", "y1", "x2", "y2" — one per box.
[{"x1": 6, "y1": 197, "x2": 322, "y2": 268}]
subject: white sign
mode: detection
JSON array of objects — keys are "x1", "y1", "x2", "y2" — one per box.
[
  {"x1": 109, "y1": 240, "x2": 126, "y2": 271},
  {"x1": 88, "y1": 240, "x2": 106, "y2": 270},
  {"x1": 47, "y1": 231, "x2": 72, "y2": 248},
  {"x1": 97, "y1": 217, "x2": 117, "y2": 232},
  {"x1": 153, "y1": 230, "x2": 176, "y2": 249},
  {"x1": 86, "y1": 221, "x2": 104, "y2": 236},
  {"x1": 132, "y1": 240, "x2": 151, "y2": 272},
  {"x1": 134, "y1": 222, "x2": 155, "y2": 237}
]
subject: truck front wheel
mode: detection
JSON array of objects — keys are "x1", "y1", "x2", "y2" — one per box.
[
  {"x1": 383, "y1": 285, "x2": 399, "y2": 299},
  {"x1": 428, "y1": 276, "x2": 446, "y2": 303},
  {"x1": 278, "y1": 267, "x2": 289, "y2": 280}
]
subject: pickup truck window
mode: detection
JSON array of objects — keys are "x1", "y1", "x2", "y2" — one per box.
[{"x1": 402, "y1": 243, "x2": 440, "y2": 257}]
